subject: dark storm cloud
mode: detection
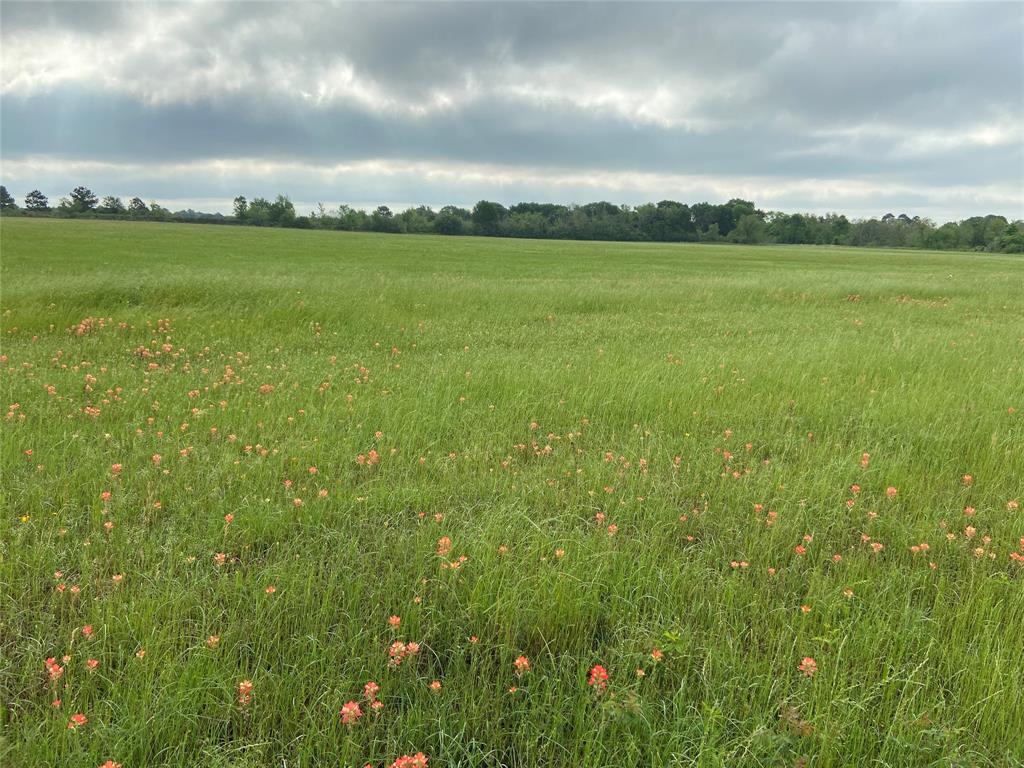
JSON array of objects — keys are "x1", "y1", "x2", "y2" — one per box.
[{"x1": 1, "y1": 1, "x2": 1021, "y2": 218}]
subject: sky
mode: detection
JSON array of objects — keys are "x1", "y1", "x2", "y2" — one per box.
[{"x1": 1, "y1": 1, "x2": 1022, "y2": 221}]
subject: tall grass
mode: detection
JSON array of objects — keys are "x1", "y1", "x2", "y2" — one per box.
[{"x1": 1, "y1": 218, "x2": 1022, "y2": 767}]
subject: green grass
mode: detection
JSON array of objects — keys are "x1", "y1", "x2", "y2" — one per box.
[{"x1": 1, "y1": 218, "x2": 1022, "y2": 768}]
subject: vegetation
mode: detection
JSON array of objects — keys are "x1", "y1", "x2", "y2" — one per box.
[
  {"x1": 1, "y1": 184, "x2": 1021, "y2": 252},
  {"x1": 2, "y1": 219, "x2": 1022, "y2": 767}
]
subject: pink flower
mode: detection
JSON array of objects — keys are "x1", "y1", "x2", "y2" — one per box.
[
  {"x1": 237, "y1": 679, "x2": 254, "y2": 706},
  {"x1": 68, "y1": 713, "x2": 88, "y2": 729},
  {"x1": 513, "y1": 655, "x2": 530, "y2": 676},
  {"x1": 798, "y1": 657, "x2": 817, "y2": 677},
  {"x1": 588, "y1": 664, "x2": 609, "y2": 690},
  {"x1": 389, "y1": 754, "x2": 428, "y2": 768},
  {"x1": 340, "y1": 700, "x2": 362, "y2": 725}
]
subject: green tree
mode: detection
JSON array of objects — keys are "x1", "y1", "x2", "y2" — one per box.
[
  {"x1": 128, "y1": 197, "x2": 148, "y2": 216},
  {"x1": 471, "y1": 200, "x2": 507, "y2": 236},
  {"x1": 233, "y1": 196, "x2": 248, "y2": 219},
  {"x1": 24, "y1": 190, "x2": 49, "y2": 211},
  {"x1": 994, "y1": 223, "x2": 1024, "y2": 253},
  {"x1": 729, "y1": 213, "x2": 767, "y2": 244},
  {"x1": 70, "y1": 186, "x2": 98, "y2": 212},
  {"x1": 433, "y1": 205, "x2": 468, "y2": 235},
  {"x1": 370, "y1": 205, "x2": 400, "y2": 233},
  {"x1": 99, "y1": 196, "x2": 126, "y2": 214},
  {"x1": 0, "y1": 185, "x2": 17, "y2": 210},
  {"x1": 268, "y1": 194, "x2": 295, "y2": 226}
]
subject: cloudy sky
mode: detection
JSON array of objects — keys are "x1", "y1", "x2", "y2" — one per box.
[{"x1": 1, "y1": 1, "x2": 1021, "y2": 220}]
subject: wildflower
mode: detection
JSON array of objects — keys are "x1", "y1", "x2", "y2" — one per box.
[
  {"x1": 885, "y1": 486, "x2": 897, "y2": 499},
  {"x1": 45, "y1": 657, "x2": 64, "y2": 682},
  {"x1": 265, "y1": 585, "x2": 276, "y2": 594},
  {"x1": 207, "y1": 635, "x2": 221, "y2": 649},
  {"x1": 224, "y1": 513, "x2": 234, "y2": 524},
  {"x1": 843, "y1": 588, "x2": 854, "y2": 598},
  {"x1": 428, "y1": 680, "x2": 441, "y2": 692},
  {"x1": 389, "y1": 753, "x2": 428, "y2": 768},
  {"x1": 514, "y1": 655, "x2": 530, "y2": 676},
  {"x1": 962, "y1": 474, "x2": 973, "y2": 485},
  {"x1": 388, "y1": 641, "x2": 407, "y2": 666},
  {"x1": 136, "y1": 649, "x2": 145, "y2": 659},
  {"x1": 68, "y1": 713, "x2": 88, "y2": 729},
  {"x1": 82, "y1": 624, "x2": 94, "y2": 638},
  {"x1": 363, "y1": 681, "x2": 380, "y2": 701},
  {"x1": 389, "y1": 615, "x2": 401, "y2": 628},
  {"x1": 99, "y1": 762, "x2": 123, "y2": 768},
  {"x1": 554, "y1": 548, "x2": 565, "y2": 559},
  {"x1": 798, "y1": 657, "x2": 817, "y2": 677},
  {"x1": 606, "y1": 524, "x2": 618, "y2": 536},
  {"x1": 651, "y1": 648, "x2": 663, "y2": 662},
  {"x1": 86, "y1": 659, "x2": 99, "y2": 670},
  {"x1": 340, "y1": 700, "x2": 363, "y2": 725},
  {"x1": 237, "y1": 679, "x2": 254, "y2": 706},
  {"x1": 436, "y1": 537, "x2": 452, "y2": 557},
  {"x1": 860, "y1": 452, "x2": 870, "y2": 469},
  {"x1": 588, "y1": 664, "x2": 609, "y2": 691}
]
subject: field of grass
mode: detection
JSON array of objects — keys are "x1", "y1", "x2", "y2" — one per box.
[{"x1": 1, "y1": 218, "x2": 1022, "y2": 768}]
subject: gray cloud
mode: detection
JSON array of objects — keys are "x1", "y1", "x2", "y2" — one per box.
[{"x1": 1, "y1": 1, "x2": 1021, "y2": 219}]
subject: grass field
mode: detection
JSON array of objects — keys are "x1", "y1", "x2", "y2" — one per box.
[{"x1": 1, "y1": 218, "x2": 1022, "y2": 768}]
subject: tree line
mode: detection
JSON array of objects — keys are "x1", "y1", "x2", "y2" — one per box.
[{"x1": 2, "y1": 184, "x2": 1021, "y2": 253}]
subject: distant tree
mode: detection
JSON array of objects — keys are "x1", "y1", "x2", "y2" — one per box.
[
  {"x1": 370, "y1": 205, "x2": 400, "y2": 233},
  {"x1": 233, "y1": 195, "x2": 248, "y2": 219},
  {"x1": 994, "y1": 223, "x2": 1024, "y2": 253},
  {"x1": 700, "y1": 223, "x2": 722, "y2": 242},
  {"x1": 24, "y1": 190, "x2": 49, "y2": 211},
  {"x1": 148, "y1": 201, "x2": 171, "y2": 220},
  {"x1": 433, "y1": 205, "x2": 469, "y2": 235},
  {"x1": 729, "y1": 213, "x2": 767, "y2": 244},
  {"x1": 69, "y1": 186, "x2": 98, "y2": 212},
  {"x1": 0, "y1": 185, "x2": 17, "y2": 210},
  {"x1": 99, "y1": 196, "x2": 126, "y2": 214},
  {"x1": 246, "y1": 197, "x2": 271, "y2": 225},
  {"x1": 471, "y1": 200, "x2": 507, "y2": 235},
  {"x1": 128, "y1": 197, "x2": 148, "y2": 216},
  {"x1": 269, "y1": 194, "x2": 295, "y2": 226}
]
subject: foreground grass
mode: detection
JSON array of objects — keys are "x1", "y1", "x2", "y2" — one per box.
[{"x1": 1, "y1": 218, "x2": 1022, "y2": 767}]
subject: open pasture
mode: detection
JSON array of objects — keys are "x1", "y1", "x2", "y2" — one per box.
[{"x1": 1, "y1": 218, "x2": 1022, "y2": 767}]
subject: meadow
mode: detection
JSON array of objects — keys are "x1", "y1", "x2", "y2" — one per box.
[{"x1": 1, "y1": 218, "x2": 1022, "y2": 768}]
